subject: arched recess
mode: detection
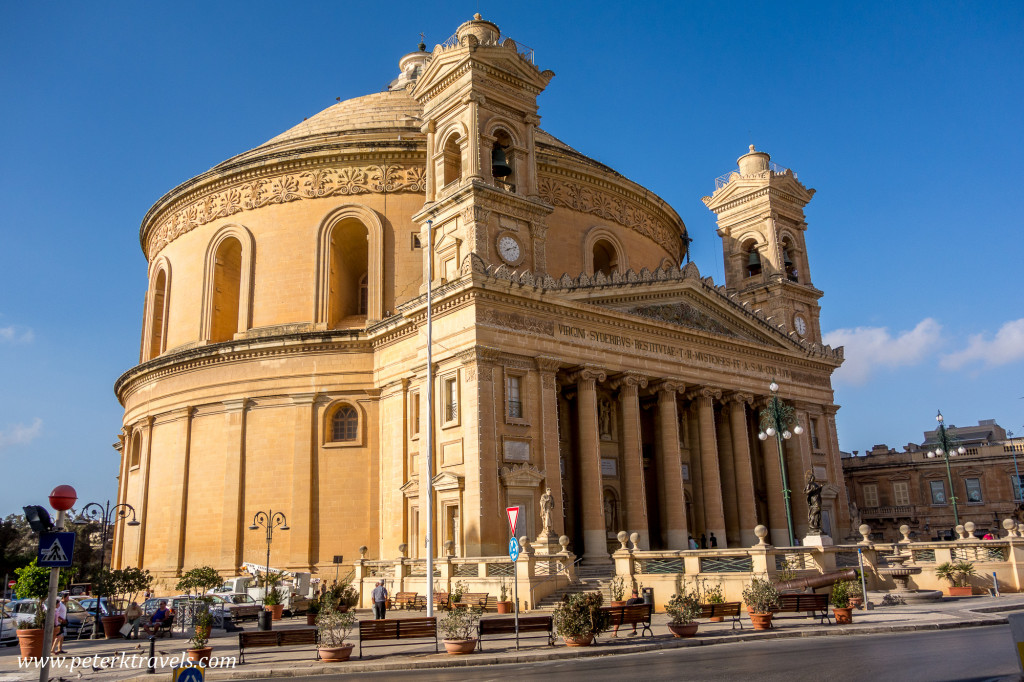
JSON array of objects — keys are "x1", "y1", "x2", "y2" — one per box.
[
  {"x1": 583, "y1": 226, "x2": 629, "y2": 277},
  {"x1": 741, "y1": 238, "x2": 763, "y2": 278},
  {"x1": 315, "y1": 204, "x2": 385, "y2": 326},
  {"x1": 129, "y1": 431, "x2": 142, "y2": 468},
  {"x1": 484, "y1": 119, "x2": 523, "y2": 192},
  {"x1": 778, "y1": 231, "x2": 802, "y2": 283},
  {"x1": 142, "y1": 257, "x2": 171, "y2": 361},
  {"x1": 200, "y1": 224, "x2": 255, "y2": 343},
  {"x1": 436, "y1": 123, "x2": 468, "y2": 189},
  {"x1": 322, "y1": 399, "x2": 365, "y2": 447}
]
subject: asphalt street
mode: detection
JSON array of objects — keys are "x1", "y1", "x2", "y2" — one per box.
[{"x1": 281, "y1": 625, "x2": 1020, "y2": 682}]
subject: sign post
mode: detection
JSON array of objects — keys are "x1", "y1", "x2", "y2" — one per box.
[{"x1": 506, "y1": 506, "x2": 520, "y2": 651}]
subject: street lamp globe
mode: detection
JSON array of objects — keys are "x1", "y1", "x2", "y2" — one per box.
[
  {"x1": 926, "y1": 451, "x2": 935, "y2": 458},
  {"x1": 936, "y1": 411, "x2": 944, "y2": 423},
  {"x1": 793, "y1": 425, "x2": 804, "y2": 435},
  {"x1": 758, "y1": 432, "x2": 768, "y2": 441},
  {"x1": 248, "y1": 523, "x2": 259, "y2": 530},
  {"x1": 782, "y1": 430, "x2": 792, "y2": 440},
  {"x1": 958, "y1": 446, "x2": 966, "y2": 455},
  {"x1": 280, "y1": 524, "x2": 291, "y2": 531},
  {"x1": 936, "y1": 447, "x2": 944, "y2": 456},
  {"x1": 769, "y1": 381, "x2": 779, "y2": 393},
  {"x1": 765, "y1": 427, "x2": 776, "y2": 436}
]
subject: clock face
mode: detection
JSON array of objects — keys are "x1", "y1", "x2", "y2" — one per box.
[
  {"x1": 794, "y1": 315, "x2": 807, "y2": 336},
  {"x1": 497, "y1": 235, "x2": 521, "y2": 264}
]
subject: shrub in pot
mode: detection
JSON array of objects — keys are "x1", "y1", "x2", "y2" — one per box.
[
  {"x1": 698, "y1": 579, "x2": 725, "y2": 621},
  {"x1": 665, "y1": 589, "x2": 700, "y2": 638},
  {"x1": 830, "y1": 580, "x2": 853, "y2": 624},
  {"x1": 609, "y1": 576, "x2": 626, "y2": 607},
  {"x1": 306, "y1": 596, "x2": 321, "y2": 625},
  {"x1": 94, "y1": 566, "x2": 153, "y2": 638},
  {"x1": 742, "y1": 578, "x2": 780, "y2": 631},
  {"x1": 13, "y1": 561, "x2": 50, "y2": 660},
  {"x1": 553, "y1": 592, "x2": 609, "y2": 646},
  {"x1": 440, "y1": 607, "x2": 479, "y2": 654},
  {"x1": 497, "y1": 577, "x2": 513, "y2": 614},
  {"x1": 187, "y1": 610, "x2": 213, "y2": 663},
  {"x1": 317, "y1": 601, "x2": 356, "y2": 662},
  {"x1": 936, "y1": 561, "x2": 976, "y2": 596}
]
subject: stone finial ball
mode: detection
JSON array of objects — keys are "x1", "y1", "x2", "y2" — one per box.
[
  {"x1": 519, "y1": 536, "x2": 528, "y2": 547},
  {"x1": 398, "y1": 543, "x2": 408, "y2": 556},
  {"x1": 964, "y1": 521, "x2": 976, "y2": 532},
  {"x1": 858, "y1": 524, "x2": 870, "y2": 535},
  {"x1": 629, "y1": 532, "x2": 640, "y2": 545},
  {"x1": 359, "y1": 545, "x2": 368, "y2": 556},
  {"x1": 617, "y1": 530, "x2": 629, "y2": 543},
  {"x1": 899, "y1": 524, "x2": 910, "y2": 535},
  {"x1": 1004, "y1": 518, "x2": 1017, "y2": 530},
  {"x1": 558, "y1": 535, "x2": 570, "y2": 548},
  {"x1": 955, "y1": 525, "x2": 965, "y2": 535},
  {"x1": 754, "y1": 525, "x2": 768, "y2": 539}
]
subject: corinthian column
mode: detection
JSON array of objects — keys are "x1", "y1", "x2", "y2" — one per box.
[
  {"x1": 727, "y1": 394, "x2": 759, "y2": 546},
  {"x1": 611, "y1": 372, "x2": 648, "y2": 549},
  {"x1": 656, "y1": 381, "x2": 687, "y2": 549},
  {"x1": 569, "y1": 366, "x2": 608, "y2": 562},
  {"x1": 689, "y1": 387, "x2": 726, "y2": 548}
]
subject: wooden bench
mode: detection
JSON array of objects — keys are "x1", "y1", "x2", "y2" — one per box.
[
  {"x1": 478, "y1": 615, "x2": 554, "y2": 650},
  {"x1": 238, "y1": 628, "x2": 319, "y2": 664},
  {"x1": 452, "y1": 593, "x2": 488, "y2": 610},
  {"x1": 774, "y1": 593, "x2": 831, "y2": 625},
  {"x1": 358, "y1": 617, "x2": 438, "y2": 658},
  {"x1": 600, "y1": 603, "x2": 653, "y2": 637},
  {"x1": 433, "y1": 592, "x2": 450, "y2": 610},
  {"x1": 698, "y1": 601, "x2": 743, "y2": 630},
  {"x1": 393, "y1": 592, "x2": 422, "y2": 610}
]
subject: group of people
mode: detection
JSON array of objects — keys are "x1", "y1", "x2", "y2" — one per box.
[
  {"x1": 687, "y1": 532, "x2": 718, "y2": 549},
  {"x1": 43, "y1": 594, "x2": 171, "y2": 654}
]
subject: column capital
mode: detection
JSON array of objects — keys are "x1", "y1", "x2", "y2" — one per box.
[
  {"x1": 655, "y1": 379, "x2": 686, "y2": 395},
  {"x1": 724, "y1": 392, "x2": 755, "y2": 407},
  {"x1": 685, "y1": 387, "x2": 721, "y2": 403},
  {"x1": 566, "y1": 366, "x2": 606, "y2": 384},
  {"x1": 535, "y1": 356, "x2": 563, "y2": 373},
  {"x1": 609, "y1": 372, "x2": 648, "y2": 391}
]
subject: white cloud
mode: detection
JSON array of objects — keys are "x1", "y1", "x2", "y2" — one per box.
[
  {"x1": 823, "y1": 318, "x2": 942, "y2": 385},
  {"x1": 0, "y1": 325, "x2": 33, "y2": 344},
  {"x1": 0, "y1": 418, "x2": 43, "y2": 450},
  {"x1": 940, "y1": 318, "x2": 1024, "y2": 370}
]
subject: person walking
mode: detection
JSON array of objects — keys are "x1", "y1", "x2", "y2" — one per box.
[
  {"x1": 688, "y1": 535, "x2": 698, "y2": 550},
  {"x1": 50, "y1": 593, "x2": 69, "y2": 654},
  {"x1": 371, "y1": 581, "x2": 388, "y2": 620},
  {"x1": 710, "y1": 532, "x2": 718, "y2": 548},
  {"x1": 700, "y1": 533, "x2": 707, "y2": 549}
]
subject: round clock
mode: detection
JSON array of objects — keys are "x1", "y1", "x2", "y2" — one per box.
[
  {"x1": 794, "y1": 315, "x2": 808, "y2": 336},
  {"x1": 497, "y1": 235, "x2": 522, "y2": 265}
]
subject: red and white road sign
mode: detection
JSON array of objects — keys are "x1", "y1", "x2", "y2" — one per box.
[{"x1": 506, "y1": 506, "x2": 520, "y2": 536}]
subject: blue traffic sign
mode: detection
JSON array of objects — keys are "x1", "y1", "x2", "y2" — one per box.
[
  {"x1": 508, "y1": 537, "x2": 520, "y2": 562},
  {"x1": 37, "y1": 532, "x2": 75, "y2": 568},
  {"x1": 173, "y1": 666, "x2": 205, "y2": 682}
]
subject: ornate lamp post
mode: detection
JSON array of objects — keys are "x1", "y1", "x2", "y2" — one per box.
[
  {"x1": 925, "y1": 410, "x2": 965, "y2": 528},
  {"x1": 74, "y1": 501, "x2": 140, "y2": 638},
  {"x1": 757, "y1": 380, "x2": 804, "y2": 547},
  {"x1": 248, "y1": 510, "x2": 289, "y2": 602},
  {"x1": 1009, "y1": 430, "x2": 1023, "y2": 505}
]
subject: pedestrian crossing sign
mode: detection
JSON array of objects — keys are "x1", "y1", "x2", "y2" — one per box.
[
  {"x1": 37, "y1": 532, "x2": 75, "y2": 568},
  {"x1": 173, "y1": 666, "x2": 204, "y2": 681}
]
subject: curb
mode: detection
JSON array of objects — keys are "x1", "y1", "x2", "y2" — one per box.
[{"x1": 117, "y1": 613, "x2": 1013, "y2": 680}]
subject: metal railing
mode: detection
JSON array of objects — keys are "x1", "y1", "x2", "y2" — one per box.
[{"x1": 508, "y1": 400, "x2": 522, "y2": 418}]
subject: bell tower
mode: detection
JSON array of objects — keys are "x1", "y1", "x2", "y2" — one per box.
[
  {"x1": 702, "y1": 146, "x2": 824, "y2": 343},
  {"x1": 411, "y1": 14, "x2": 555, "y2": 287}
]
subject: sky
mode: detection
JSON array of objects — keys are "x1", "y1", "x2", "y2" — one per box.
[{"x1": 1, "y1": 1, "x2": 1022, "y2": 517}]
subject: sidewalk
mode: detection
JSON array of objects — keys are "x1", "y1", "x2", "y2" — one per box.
[{"x1": 2, "y1": 594, "x2": 1022, "y2": 681}]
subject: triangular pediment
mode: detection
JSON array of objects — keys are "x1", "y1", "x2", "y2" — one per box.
[
  {"x1": 432, "y1": 471, "x2": 464, "y2": 491},
  {"x1": 703, "y1": 172, "x2": 814, "y2": 211}
]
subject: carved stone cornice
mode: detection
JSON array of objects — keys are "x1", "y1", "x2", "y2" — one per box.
[
  {"x1": 609, "y1": 372, "x2": 648, "y2": 391},
  {"x1": 566, "y1": 366, "x2": 606, "y2": 385},
  {"x1": 534, "y1": 356, "x2": 562, "y2": 373},
  {"x1": 500, "y1": 463, "x2": 545, "y2": 488}
]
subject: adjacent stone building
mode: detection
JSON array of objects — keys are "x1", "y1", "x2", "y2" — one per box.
[
  {"x1": 112, "y1": 15, "x2": 848, "y2": 586},
  {"x1": 843, "y1": 420, "x2": 1024, "y2": 541}
]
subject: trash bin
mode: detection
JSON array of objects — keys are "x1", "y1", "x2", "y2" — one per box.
[
  {"x1": 642, "y1": 587, "x2": 654, "y2": 606},
  {"x1": 257, "y1": 610, "x2": 273, "y2": 631}
]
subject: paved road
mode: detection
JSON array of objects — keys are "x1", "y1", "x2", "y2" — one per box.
[{"x1": 287, "y1": 625, "x2": 1019, "y2": 681}]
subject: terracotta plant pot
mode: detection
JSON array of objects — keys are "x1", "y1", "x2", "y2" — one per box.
[
  {"x1": 101, "y1": 615, "x2": 126, "y2": 639},
  {"x1": 948, "y1": 586, "x2": 973, "y2": 597},
  {"x1": 833, "y1": 606, "x2": 853, "y2": 624},
  {"x1": 667, "y1": 622, "x2": 699, "y2": 638},
  {"x1": 195, "y1": 625, "x2": 211, "y2": 640},
  {"x1": 496, "y1": 601, "x2": 513, "y2": 614},
  {"x1": 17, "y1": 629, "x2": 44, "y2": 661},
  {"x1": 306, "y1": 613, "x2": 317, "y2": 626},
  {"x1": 443, "y1": 638, "x2": 478, "y2": 655},
  {"x1": 849, "y1": 596, "x2": 864, "y2": 610},
  {"x1": 186, "y1": 647, "x2": 213, "y2": 664},
  {"x1": 266, "y1": 604, "x2": 285, "y2": 620},
  {"x1": 319, "y1": 644, "x2": 354, "y2": 662},
  {"x1": 562, "y1": 633, "x2": 595, "y2": 647},
  {"x1": 748, "y1": 612, "x2": 773, "y2": 630}
]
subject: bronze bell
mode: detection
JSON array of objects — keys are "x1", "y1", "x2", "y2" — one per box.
[
  {"x1": 783, "y1": 248, "x2": 793, "y2": 265},
  {"x1": 491, "y1": 145, "x2": 512, "y2": 178},
  {"x1": 747, "y1": 250, "x2": 760, "y2": 266}
]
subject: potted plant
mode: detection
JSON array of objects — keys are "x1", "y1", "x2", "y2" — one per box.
[
  {"x1": 552, "y1": 592, "x2": 609, "y2": 647},
  {"x1": 700, "y1": 579, "x2": 725, "y2": 621},
  {"x1": 497, "y1": 577, "x2": 513, "y2": 614},
  {"x1": 609, "y1": 576, "x2": 626, "y2": 607},
  {"x1": 936, "y1": 561, "x2": 976, "y2": 596},
  {"x1": 665, "y1": 590, "x2": 700, "y2": 638},
  {"x1": 830, "y1": 580, "x2": 853, "y2": 624},
  {"x1": 95, "y1": 566, "x2": 153, "y2": 638},
  {"x1": 317, "y1": 600, "x2": 356, "y2": 662},
  {"x1": 259, "y1": 570, "x2": 285, "y2": 620},
  {"x1": 13, "y1": 560, "x2": 49, "y2": 660},
  {"x1": 742, "y1": 578, "x2": 780, "y2": 631},
  {"x1": 176, "y1": 566, "x2": 222, "y2": 599},
  {"x1": 187, "y1": 609, "x2": 213, "y2": 663},
  {"x1": 307, "y1": 595, "x2": 321, "y2": 626},
  {"x1": 848, "y1": 574, "x2": 864, "y2": 609},
  {"x1": 450, "y1": 580, "x2": 466, "y2": 606},
  {"x1": 439, "y1": 606, "x2": 479, "y2": 654}
]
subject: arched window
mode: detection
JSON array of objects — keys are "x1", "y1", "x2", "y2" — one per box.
[
  {"x1": 331, "y1": 404, "x2": 358, "y2": 442},
  {"x1": 442, "y1": 134, "x2": 462, "y2": 187},
  {"x1": 781, "y1": 238, "x2": 799, "y2": 282},
  {"x1": 327, "y1": 219, "x2": 369, "y2": 327},
  {"x1": 743, "y1": 240, "x2": 762, "y2": 277},
  {"x1": 210, "y1": 237, "x2": 243, "y2": 342},
  {"x1": 129, "y1": 432, "x2": 142, "y2": 468},
  {"x1": 592, "y1": 239, "x2": 619, "y2": 277},
  {"x1": 147, "y1": 268, "x2": 168, "y2": 359}
]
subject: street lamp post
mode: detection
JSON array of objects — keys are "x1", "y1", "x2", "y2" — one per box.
[
  {"x1": 1009, "y1": 430, "x2": 1023, "y2": 505},
  {"x1": 248, "y1": 511, "x2": 289, "y2": 603},
  {"x1": 925, "y1": 410, "x2": 965, "y2": 528},
  {"x1": 757, "y1": 380, "x2": 804, "y2": 547},
  {"x1": 75, "y1": 501, "x2": 140, "y2": 638}
]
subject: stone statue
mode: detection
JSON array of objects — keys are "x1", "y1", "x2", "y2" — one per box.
[
  {"x1": 848, "y1": 499, "x2": 862, "y2": 538},
  {"x1": 599, "y1": 398, "x2": 612, "y2": 438},
  {"x1": 804, "y1": 470, "x2": 823, "y2": 535},
  {"x1": 539, "y1": 487, "x2": 554, "y2": 533}
]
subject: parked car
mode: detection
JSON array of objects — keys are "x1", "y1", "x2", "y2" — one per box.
[
  {"x1": 1, "y1": 608, "x2": 20, "y2": 646},
  {"x1": 208, "y1": 593, "x2": 262, "y2": 621},
  {"x1": 6, "y1": 599, "x2": 94, "y2": 638},
  {"x1": 73, "y1": 597, "x2": 119, "y2": 618}
]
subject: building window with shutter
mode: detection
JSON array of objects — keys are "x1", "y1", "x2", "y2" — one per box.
[
  {"x1": 965, "y1": 478, "x2": 983, "y2": 503},
  {"x1": 863, "y1": 484, "x2": 879, "y2": 508},
  {"x1": 505, "y1": 373, "x2": 525, "y2": 421},
  {"x1": 892, "y1": 481, "x2": 910, "y2": 506}
]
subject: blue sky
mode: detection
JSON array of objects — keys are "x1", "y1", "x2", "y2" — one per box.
[{"x1": 1, "y1": 1, "x2": 1022, "y2": 516}]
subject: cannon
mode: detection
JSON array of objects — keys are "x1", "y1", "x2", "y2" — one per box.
[{"x1": 774, "y1": 568, "x2": 857, "y2": 593}]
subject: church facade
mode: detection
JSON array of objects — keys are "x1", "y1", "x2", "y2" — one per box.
[{"x1": 112, "y1": 15, "x2": 848, "y2": 585}]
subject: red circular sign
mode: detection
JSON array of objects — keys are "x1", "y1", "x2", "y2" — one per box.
[{"x1": 48, "y1": 484, "x2": 78, "y2": 511}]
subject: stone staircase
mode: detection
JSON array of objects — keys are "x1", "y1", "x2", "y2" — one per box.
[{"x1": 533, "y1": 561, "x2": 617, "y2": 611}]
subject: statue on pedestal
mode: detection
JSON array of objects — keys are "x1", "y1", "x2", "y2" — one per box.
[
  {"x1": 804, "y1": 470, "x2": 823, "y2": 535},
  {"x1": 540, "y1": 487, "x2": 554, "y2": 534}
]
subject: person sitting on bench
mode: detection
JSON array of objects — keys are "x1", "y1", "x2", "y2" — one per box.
[
  {"x1": 612, "y1": 589, "x2": 646, "y2": 637},
  {"x1": 143, "y1": 601, "x2": 170, "y2": 634}
]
